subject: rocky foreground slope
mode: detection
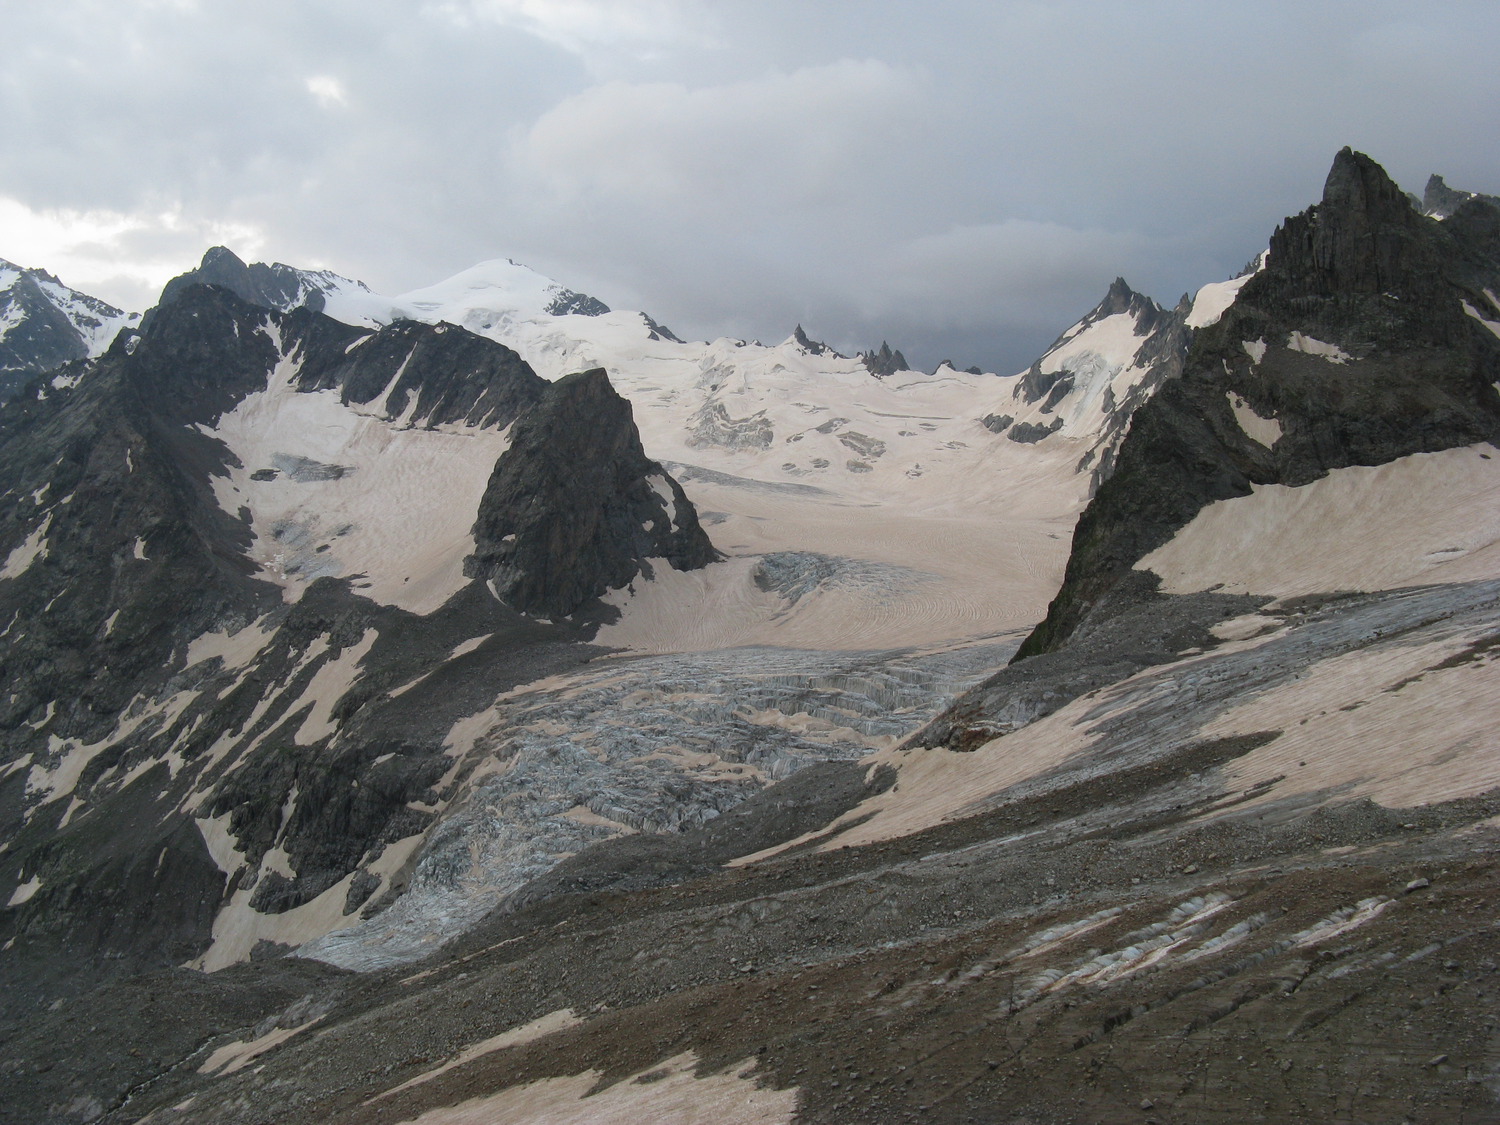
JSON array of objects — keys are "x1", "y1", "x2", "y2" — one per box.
[{"x1": 2, "y1": 151, "x2": 1498, "y2": 1124}]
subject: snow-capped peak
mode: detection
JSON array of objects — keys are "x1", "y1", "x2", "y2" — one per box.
[
  {"x1": 391, "y1": 257, "x2": 610, "y2": 333},
  {"x1": 0, "y1": 257, "x2": 139, "y2": 388}
]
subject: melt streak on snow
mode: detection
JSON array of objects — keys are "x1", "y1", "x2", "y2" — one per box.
[
  {"x1": 203, "y1": 325, "x2": 514, "y2": 615},
  {"x1": 390, "y1": 1052, "x2": 794, "y2": 1125}
]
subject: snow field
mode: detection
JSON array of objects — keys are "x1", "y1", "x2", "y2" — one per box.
[
  {"x1": 203, "y1": 331, "x2": 514, "y2": 615},
  {"x1": 1138, "y1": 445, "x2": 1500, "y2": 597}
]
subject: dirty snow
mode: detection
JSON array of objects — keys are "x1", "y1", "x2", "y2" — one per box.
[
  {"x1": 1138, "y1": 445, "x2": 1500, "y2": 597},
  {"x1": 203, "y1": 334, "x2": 513, "y2": 615}
]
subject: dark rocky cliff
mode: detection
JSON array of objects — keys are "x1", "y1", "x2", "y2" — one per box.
[
  {"x1": 145, "y1": 246, "x2": 367, "y2": 326},
  {"x1": 466, "y1": 367, "x2": 719, "y2": 618},
  {"x1": 1015, "y1": 149, "x2": 1500, "y2": 660}
]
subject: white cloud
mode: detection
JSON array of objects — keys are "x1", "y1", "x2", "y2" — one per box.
[
  {"x1": 424, "y1": 0, "x2": 705, "y2": 59},
  {"x1": 305, "y1": 75, "x2": 349, "y2": 109},
  {"x1": 0, "y1": 197, "x2": 264, "y2": 312}
]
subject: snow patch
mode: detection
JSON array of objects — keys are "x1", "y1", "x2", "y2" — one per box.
[
  {"x1": 195, "y1": 813, "x2": 247, "y2": 877},
  {"x1": 375, "y1": 1051, "x2": 794, "y2": 1125},
  {"x1": 1186, "y1": 261, "x2": 1259, "y2": 329},
  {"x1": 203, "y1": 345, "x2": 513, "y2": 614},
  {"x1": 1286, "y1": 332, "x2": 1351, "y2": 363},
  {"x1": 1227, "y1": 393, "x2": 1281, "y2": 447},
  {"x1": 293, "y1": 629, "x2": 377, "y2": 745},
  {"x1": 7, "y1": 876, "x2": 41, "y2": 906},
  {"x1": 1138, "y1": 445, "x2": 1500, "y2": 597},
  {"x1": 198, "y1": 1019, "x2": 325, "y2": 1077},
  {"x1": 1462, "y1": 299, "x2": 1500, "y2": 341},
  {"x1": 2, "y1": 513, "x2": 52, "y2": 579},
  {"x1": 372, "y1": 1009, "x2": 584, "y2": 1101}
]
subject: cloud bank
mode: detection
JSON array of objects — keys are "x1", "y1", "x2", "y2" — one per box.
[{"x1": 4, "y1": 1, "x2": 1499, "y2": 373}]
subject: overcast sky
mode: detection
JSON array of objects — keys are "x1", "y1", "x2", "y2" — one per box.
[{"x1": 5, "y1": 1, "x2": 1499, "y2": 374}]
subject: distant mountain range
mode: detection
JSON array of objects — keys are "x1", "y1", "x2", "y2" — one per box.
[{"x1": 2, "y1": 149, "x2": 1498, "y2": 1125}]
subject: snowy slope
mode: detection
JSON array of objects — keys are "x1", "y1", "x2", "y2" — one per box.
[
  {"x1": 203, "y1": 324, "x2": 519, "y2": 615},
  {"x1": 138, "y1": 249, "x2": 1230, "y2": 649},
  {"x1": 229, "y1": 256, "x2": 1209, "y2": 650}
]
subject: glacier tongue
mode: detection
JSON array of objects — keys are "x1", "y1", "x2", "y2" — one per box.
[{"x1": 297, "y1": 638, "x2": 1016, "y2": 972}]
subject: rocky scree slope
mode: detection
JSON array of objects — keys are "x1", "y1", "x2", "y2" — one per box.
[{"x1": 22, "y1": 587, "x2": 1500, "y2": 1124}]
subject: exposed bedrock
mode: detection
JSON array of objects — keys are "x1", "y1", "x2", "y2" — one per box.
[
  {"x1": 465, "y1": 368, "x2": 719, "y2": 618},
  {"x1": 1018, "y1": 149, "x2": 1500, "y2": 659}
]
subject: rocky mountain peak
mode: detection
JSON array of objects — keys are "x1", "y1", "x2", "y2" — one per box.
[
  {"x1": 1015, "y1": 148, "x2": 1500, "y2": 660},
  {"x1": 465, "y1": 368, "x2": 718, "y2": 618},
  {"x1": 860, "y1": 341, "x2": 909, "y2": 377},
  {"x1": 1096, "y1": 276, "x2": 1159, "y2": 322},
  {"x1": 0, "y1": 261, "x2": 136, "y2": 395},
  {"x1": 1420, "y1": 172, "x2": 1500, "y2": 220},
  {"x1": 1263, "y1": 146, "x2": 1431, "y2": 302},
  {"x1": 147, "y1": 245, "x2": 370, "y2": 330}
]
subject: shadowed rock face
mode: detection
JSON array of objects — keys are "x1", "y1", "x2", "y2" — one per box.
[
  {"x1": 466, "y1": 368, "x2": 718, "y2": 618},
  {"x1": 1017, "y1": 149, "x2": 1500, "y2": 660},
  {"x1": 290, "y1": 316, "x2": 547, "y2": 430}
]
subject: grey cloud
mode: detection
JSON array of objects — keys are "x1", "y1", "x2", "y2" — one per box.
[{"x1": 4, "y1": 1, "x2": 1499, "y2": 375}]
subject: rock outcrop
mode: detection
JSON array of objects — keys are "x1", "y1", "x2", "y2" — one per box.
[
  {"x1": 146, "y1": 245, "x2": 370, "y2": 324},
  {"x1": 0, "y1": 260, "x2": 136, "y2": 394},
  {"x1": 466, "y1": 368, "x2": 718, "y2": 618},
  {"x1": 859, "y1": 340, "x2": 909, "y2": 377},
  {"x1": 1016, "y1": 149, "x2": 1500, "y2": 659}
]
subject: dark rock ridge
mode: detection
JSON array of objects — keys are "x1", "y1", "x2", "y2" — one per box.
[
  {"x1": 980, "y1": 412, "x2": 1013, "y2": 434},
  {"x1": 145, "y1": 246, "x2": 370, "y2": 328},
  {"x1": 466, "y1": 368, "x2": 719, "y2": 618},
  {"x1": 292, "y1": 316, "x2": 547, "y2": 429},
  {"x1": 0, "y1": 260, "x2": 133, "y2": 395},
  {"x1": 640, "y1": 312, "x2": 683, "y2": 342},
  {"x1": 1001, "y1": 276, "x2": 1193, "y2": 490},
  {"x1": 543, "y1": 287, "x2": 610, "y2": 317},
  {"x1": 860, "y1": 340, "x2": 909, "y2": 377},
  {"x1": 1016, "y1": 149, "x2": 1500, "y2": 660},
  {"x1": 1016, "y1": 278, "x2": 1179, "y2": 411},
  {"x1": 792, "y1": 324, "x2": 840, "y2": 356},
  {"x1": 1006, "y1": 417, "x2": 1063, "y2": 444},
  {"x1": 934, "y1": 359, "x2": 985, "y2": 375},
  {"x1": 1421, "y1": 172, "x2": 1500, "y2": 219}
]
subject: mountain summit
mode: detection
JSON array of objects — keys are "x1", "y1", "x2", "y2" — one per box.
[{"x1": 0, "y1": 259, "x2": 137, "y2": 395}]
